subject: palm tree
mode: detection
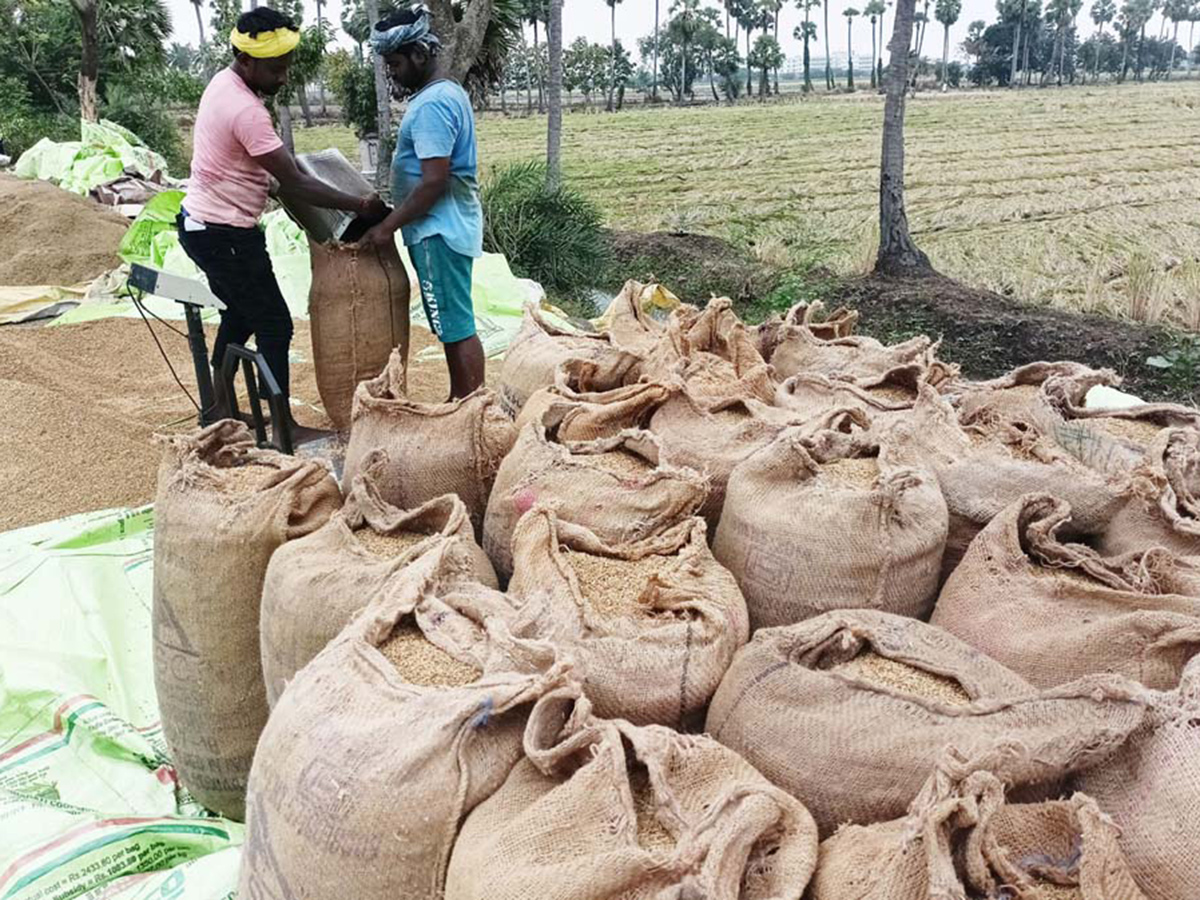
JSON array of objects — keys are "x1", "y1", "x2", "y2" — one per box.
[
  {"x1": 1009, "y1": 0, "x2": 1028, "y2": 86},
  {"x1": 794, "y1": 0, "x2": 820, "y2": 91},
  {"x1": 823, "y1": 0, "x2": 835, "y2": 87},
  {"x1": 606, "y1": 0, "x2": 623, "y2": 111},
  {"x1": 1165, "y1": 0, "x2": 1188, "y2": 75},
  {"x1": 865, "y1": 0, "x2": 886, "y2": 86},
  {"x1": 879, "y1": 0, "x2": 892, "y2": 85},
  {"x1": 192, "y1": 0, "x2": 206, "y2": 44},
  {"x1": 671, "y1": 0, "x2": 702, "y2": 104},
  {"x1": 653, "y1": 0, "x2": 661, "y2": 99},
  {"x1": 1091, "y1": 0, "x2": 1117, "y2": 81},
  {"x1": 877, "y1": 0, "x2": 932, "y2": 275},
  {"x1": 547, "y1": 0, "x2": 563, "y2": 187},
  {"x1": 934, "y1": 0, "x2": 960, "y2": 86},
  {"x1": 845, "y1": 7, "x2": 861, "y2": 87},
  {"x1": 1188, "y1": 1, "x2": 1199, "y2": 76}
]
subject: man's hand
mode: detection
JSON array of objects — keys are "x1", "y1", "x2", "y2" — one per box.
[
  {"x1": 359, "y1": 221, "x2": 398, "y2": 250},
  {"x1": 359, "y1": 193, "x2": 389, "y2": 223}
]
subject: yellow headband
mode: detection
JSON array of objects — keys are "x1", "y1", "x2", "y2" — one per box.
[{"x1": 230, "y1": 26, "x2": 301, "y2": 59}]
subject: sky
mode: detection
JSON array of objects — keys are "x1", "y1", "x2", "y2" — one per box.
[{"x1": 164, "y1": 0, "x2": 1129, "y2": 66}]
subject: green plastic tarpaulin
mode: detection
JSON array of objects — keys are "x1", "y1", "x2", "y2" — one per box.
[
  {"x1": 12, "y1": 121, "x2": 167, "y2": 195},
  {"x1": 0, "y1": 508, "x2": 244, "y2": 900}
]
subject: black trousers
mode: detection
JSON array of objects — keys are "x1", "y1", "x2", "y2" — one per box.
[{"x1": 176, "y1": 214, "x2": 294, "y2": 396}]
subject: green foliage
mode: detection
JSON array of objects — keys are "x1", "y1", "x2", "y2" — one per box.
[
  {"x1": 327, "y1": 49, "x2": 378, "y2": 137},
  {"x1": 101, "y1": 82, "x2": 188, "y2": 174},
  {"x1": 481, "y1": 161, "x2": 610, "y2": 295},
  {"x1": 0, "y1": 76, "x2": 76, "y2": 159}
]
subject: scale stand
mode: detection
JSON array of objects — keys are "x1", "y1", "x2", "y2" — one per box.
[{"x1": 127, "y1": 263, "x2": 294, "y2": 454}]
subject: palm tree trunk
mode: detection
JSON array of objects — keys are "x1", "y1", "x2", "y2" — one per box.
[
  {"x1": 547, "y1": 0, "x2": 563, "y2": 188},
  {"x1": 607, "y1": 3, "x2": 616, "y2": 112},
  {"x1": 1022, "y1": 30, "x2": 1031, "y2": 82},
  {"x1": 941, "y1": 22, "x2": 949, "y2": 85},
  {"x1": 804, "y1": 33, "x2": 813, "y2": 92},
  {"x1": 297, "y1": 83, "x2": 314, "y2": 127},
  {"x1": 1093, "y1": 22, "x2": 1103, "y2": 82},
  {"x1": 1189, "y1": 20, "x2": 1196, "y2": 76},
  {"x1": 876, "y1": 0, "x2": 932, "y2": 275},
  {"x1": 535, "y1": 18, "x2": 544, "y2": 113},
  {"x1": 710, "y1": 56, "x2": 721, "y2": 100},
  {"x1": 1120, "y1": 30, "x2": 1130, "y2": 81},
  {"x1": 871, "y1": 18, "x2": 878, "y2": 87},
  {"x1": 825, "y1": 0, "x2": 835, "y2": 88},
  {"x1": 193, "y1": 0, "x2": 206, "y2": 45},
  {"x1": 746, "y1": 27, "x2": 753, "y2": 95},
  {"x1": 524, "y1": 29, "x2": 533, "y2": 113},
  {"x1": 1010, "y1": 0, "x2": 1025, "y2": 86},
  {"x1": 1168, "y1": 20, "x2": 1179, "y2": 76},
  {"x1": 653, "y1": 0, "x2": 660, "y2": 101},
  {"x1": 774, "y1": 8, "x2": 781, "y2": 93},
  {"x1": 1136, "y1": 23, "x2": 1146, "y2": 81},
  {"x1": 316, "y1": 0, "x2": 327, "y2": 112},
  {"x1": 682, "y1": 35, "x2": 688, "y2": 104}
]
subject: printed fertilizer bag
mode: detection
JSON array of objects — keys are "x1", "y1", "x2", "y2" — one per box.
[
  {"x1": 445, "y1": 688, "x2": 820, "y2": 900},
  {"x1": 1098, "y1": 428, "x2": 1200, "y2": 558},
  {"x1": 152, "y1": 420, "x2": 341, "y2": 820}
]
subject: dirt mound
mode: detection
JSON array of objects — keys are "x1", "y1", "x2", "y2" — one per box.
[
  {"x1": 0, "y1": 174, "x2": 129, "y2": 285},
  {"x1": 607, "y1": 230, "x2": 779, "y2": 304}
]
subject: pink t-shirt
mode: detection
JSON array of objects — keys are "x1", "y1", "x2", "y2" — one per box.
[{"x1": 185, "y1": 68, "x2": 283, "y2": 228}]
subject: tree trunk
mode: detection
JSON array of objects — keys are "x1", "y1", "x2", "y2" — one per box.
[
  {"x1": 298, "y1": 83, "x2": 314, "y2": 127},
  {"x1": 774, "y1": 9, "x2": 781, "y2": 93},
  {"x1": 524, "y1": 29, "x2": 533, "y2": 113},
  {"x1": 871, "y1": 19, "x2": 878, "y2": 87},
  {"x1": 428, "y1": 0, "x2": 494, "y2": 85},
  {"x1": 73, "y1": 0, "x2": 100, "y2": 123},
  {"x1": 653, "y1": 0, "x2": 660, "y2": 100},
  {"x1": 1189, "y1": 20, "x2": 1195, "y2": 75},
  {"x1": 193, "y1": 1, "x2": 206, "y2": 45},
  {"x1": 1022, "y1": 31, "x2": 1031, "y2": 82},
  {"x1": 1168, "y1": 21, "x2": 1179, "y2": 77},
  {"x1": 875, "y1": 0, "x2": 933, "y2": 277},
  {"x1": 547, "y1": 0, "x2": 563, "y2": 188},
  {"x1": 316, "y1": 0, "x2": 327, "y2": 112},
  {"x1": 1120, "y1": 32, "x2": 1130, "y2": 81},
  {"x1": 607, "y1": 3, "x2": 616, "y2": 111},
  {"x1": 682, "y1": 35, "x2": 688, "y2": 104},
  {"x1": 941, "y1": 23, "x2": 949, "y2": 85},
  {"x1": 1093, "y1": 22, "x2": 1103, "y2": 82},
  {"x1": 1136, "y1": 23, "x2": 1146, "y2": 81},
  {"x1": 534, "y1": 18, "x2": 544, "y2": 113},
  {"x1": 1010, "y1": 0, "x2": 1025, "y2": 86},
  {"x1": 824, "y1": 0, "x2": 834, "y2": 87},
  {"x1": 746, "y1": 27, "x2": 753, "y2": 95},
  {"x1": 848, "y1": 19, "x2": 855, "y2": 89},
  {"x1": 278, "y1": 101, "x2": 296, "y2": 154},
  {"x1": 365, "y1": 0, "x2": 391, "y2": 189}
]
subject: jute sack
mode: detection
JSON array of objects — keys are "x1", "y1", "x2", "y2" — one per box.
[
  {"x1": 774, "y1": 363, "x2": 950, "y2": 433},
  {"x1": 515, "y1": 355, "x2": 674, "y2": 441},
  {"x1": 953, "y1": 360, "x2": 1107, "y2": 428},
  {"x1": 768, "y1": 319, "x2": 936, "y2": 383},
  {"x1": 152, "y1": 420, "x2": 341, "y2": 820},
  {"x1": 343, "y1": 349, "x2": 517, "y2": 534},
  {"x1": 884, "y1": 386, "x2": 1125, "y2": 583},
  {"x1": 752, "y1": 301, "x2": 859, "y2": 364},
  {"x1": 483, "y1": 421, "x2": 708, "y2": 580},
  {"x1": 1078, "y1": 656, "x2": 1200, "y2": 900},
  {"x1": 932, "y1": 493, "x2": 1200, "y2": 690},
  {"x1": 641, "y1": 298, "x2": 776, "y2": 406},
  {"x1": 498, "y1": 304, "x2": 633, "y2": 417},
  {"x1": 238, "y1": 545, "x2": 576, "y2": 900},
  {"x1": 508, "y1": 507, "x2": 749, "y2": 727},
  {"x1": 445, "y1": 687, "x2": 820, "y2": 900},
  {"x1": 714, "y1": 427, "x2": 947, "y2": 629},
  {"x1": 812, "y1": 746, "x2": 1149, "y2": 900},
  {"x1": 260, "y1": 464, "x2": 498, "y2": 707},
  {"x1": 591, "y1": 278, "x2": 668, "y2": 356},
  {"x1": 1098, "y1": 429, "x2": 1200, "y2": 558},
  {"x1": 705, "y1": 610, "x2": 1148, "y2": 836},
  {"x1": 309, "y1": 238, "x2": 411, "y2": 431}
]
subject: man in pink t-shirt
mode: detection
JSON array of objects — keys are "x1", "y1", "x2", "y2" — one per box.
[{"x1": 179, "y1": 7, "x2": 385, "y2": 443}]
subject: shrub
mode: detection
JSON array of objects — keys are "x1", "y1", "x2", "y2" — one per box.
[
  {"x1": 481, "y1": 161, "x2": 609, "y2": 296},
  {"x1": 102, "y1": 83, "x2": 189, "y2": 176},
  {"x1": 0, "y1": 76, "x2": 76, "y2": 160}
]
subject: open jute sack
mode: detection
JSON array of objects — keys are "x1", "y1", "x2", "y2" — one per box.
[
  {"x1": 774, "y1": 368, "x2": 928, "y2": 431},
  {"x1": 445, "y1": 687, "x2": 820, "y2": 900},
  {"x1": 238, "y1": 546, "x2": 577, "y2": 900},
  {"x1": 499, "y1": 303, "x2": 635, "y2": 417},
  {"x1": 705, "y1": 610, "x2": 1148, "y2": 837},
  {"x1": 768, "y1": 317, "x2": 937, "y2": 384},
  {"x1": 508, "y1": 507, "x2": 748, "y2": 727},
  {"x1": 260, "y1": 464, "x2": 497, "y2": 707},
  {"x1": 309, "y1": 238, "x2": 411, "y2": 431},
  {"x1": 152, "y1": 419, "x2": 341, "y2": 821},
  {"x1": 812, "y1": 745, "x2": 1149, "y2": 900},
  {"x1": 343, "y1": 349, "x2": 517, "y2": 534},
  {"x1": 641, "y1": 298, "x2": 776, "y2": 407},
  {"x1": 752, "y1": 301, "x2": 859, "y2": 366},
  {"x1": 952, "y1": 360, "x2": 1106, "y2": 429},
  {"x1": 592, "y1": 278, "x2": 669, "y2": 357},
  {"x1": 1078, "y1": 656, "x2": 1200, "y2": 900},
  {"x1": 515, "y1": 356, "x2": 676, "y2": 442},
  {"x1": 933, "y1": 493, "x2": 1200, "y2": 691},
  {"x1": 714, "y1": 426, "x2": 947, "y2": 630},
  {"x1": 483, "y1": 420, "x2": 709, "y2": 580},
  {"x1": 1098, "y1": 428, "x2": 1200, "y2": 558}
]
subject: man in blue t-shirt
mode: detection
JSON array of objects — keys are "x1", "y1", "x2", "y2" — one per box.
[{"x1": 362, "y1": 5, "x2": 484, "y2": 397}]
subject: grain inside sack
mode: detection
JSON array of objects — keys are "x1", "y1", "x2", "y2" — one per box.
[
  {"x1": 507, "y1": 507, "x2": 749, "y2": 727},
  {"x1": 1078, "y1": 656, "x2": 1200, "y2": 900},
  {"x1": 308, "y1": 238, "x2": 411, "y2": 431},
  {"x1": 705, "y1": 610, "x2": 1148, "y2": 836},
  {"x1": 152, "y1": 420, "x2": 341, "y2": 821},
  {"x1": 444, "y1": 688, "x2": 820, "y2": 900},
  {"x1": 774, "y1": 369, "x2": 924, "y2": 428},
  {"x1": 238, "y1": 549, "x2": 576, "y2": 900},
  {"x1": 515, "y1": 355, "x2": 672, "y2": 442},
  {"x1": 811, "y1": 746, "x2": 1149, "y2": 900},
  {"x1": 260, "y1": 465, "x2": 498, "y2": 706},
  {"x1": 498, "y1": 303, "x2": 635, "y2": 417},
  {"x1": 342, "y1": 349, "x2": 517, "y2": 535},
  {"x1": 932, "y1": 493, "x2": 1200, "y2": 690},
  {"x1": 768, "y1": 313, "x2": 938, "y2": 383},
  {"x1": 482, "y1": 420, "x2": 708, "y2": 580},
  {"x1": 1097, "y1": 428, "x2": 1200, "y2": 558},
  {"x1": 713, "y1": 427, "x2": 947, "y2": 629}
]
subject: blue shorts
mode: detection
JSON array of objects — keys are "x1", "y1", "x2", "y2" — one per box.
[{"x1": 410, "y1": 235, "x2": 477, "y2": 344}]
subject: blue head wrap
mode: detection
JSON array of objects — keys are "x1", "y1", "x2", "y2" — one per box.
[{"x1": 370, "y1": 3, "x2": 442, "y2": 55}]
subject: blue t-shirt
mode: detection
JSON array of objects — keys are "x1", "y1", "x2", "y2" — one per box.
[{"x1": 392, "y1": 79, "x2": 483, "y2": 258}]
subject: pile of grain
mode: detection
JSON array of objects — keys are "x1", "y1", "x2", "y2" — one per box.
[
  {"x1": 817, "y1": 457, "x2": 880, "y2": 489},
  {"x1": 629, "y1": 767, "x2": 675, "y2": 852},
  {"x1": 588, "y1": 449, "x2": 653, "y2": 480},
  {"x1": 378, "y1": 621, "x2": 482, "y2": 687},
  {"x1": 0, "y1": 174, "x2": 128, "y2": 285},
  {"x1": 354, "y1": 527, "x2": 431, "y2": 558},
  {"x1": 835, "y1": 651, "x2": 972, "y2": 706},
  {"x1": 1087, "y1": 416, "x2": 1163, "y2": 445},
  {"x1": 1027, "y1": 563, "x2": 1105, "y2": 590},
  {"x1": 216, "y1": 463, "x2": 278, "y2": 494},
  {"x1": 567, "y1": 551, "x2": 672, "y2": 619},
  {"x1": 1034, "y1": 885, "x2": 1084, "y2": 900},
  {"x1": 866, "y1": 384, "x2": 916, "y2": 405}
]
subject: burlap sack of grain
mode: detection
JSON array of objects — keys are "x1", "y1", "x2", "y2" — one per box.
[
  {"x1": 343, "y1": 349, "x2": 517, "y2": 534},
  {"x1": 1098, "y1": 429, "x2": 1200, "y2": 557},
  {"x1": 308, "y1": 238, "x2": 411, "y2": 431},
  {"x1": 445, "y1": 687, "x2": 819, "y2": 900},
  {"x1": 705, "y1": 610, "x2": 1148, "y2": 836},
  {"x1": 152, "y1": 420, "x2": 341, "y2": 821},
  {"x1": 769, "y1": 315, "x2": 937, "y2": 383},
  {"x1": 752, "y1": 301, "x2": 859, "y2": 364},
  {"x1": 1078, "y1": 656, "x2": 1200, "y2": 900},
  {"x1": 642, "y1": 297, "x2": 776, "y2": 406},
  {"x1": 592, "y1": 278, "x2": 668, "y2": 356},
  {"x1": 514, "y1": 356, "x2": 675, "y2": 441},
  {"x1": 953, "y1": 360, "x2": 1107, "y2": 427},
  {"x1": 933, "y1": 493, "x2": 1200, "y2": 690},
  {"x1": 774, "y1": 363, "x2": 945, "y2": 430},
  {"x1": 483, "y1": 420, "x2": 708, "y2": 580},
  {"x1": 498, "y1": 304, "x2": 634, "y2": 417},
  {"x1": 884, "y1": 385, "x2": 1125, "y2": 583},
  {"x1": 811, "y1": 745, "x2": 1149, "y2": 900},
  {"x1": 238, "y1": 545, "x2": 576, "y2": 900},
  {"x1": 260, "y1": 463, "x2": 498, "y2": 707},
  {"x1": 714, "y1": 427, "x2": 946, "y2": 629},
  {"x1": 508, "y1": 507, "x2": 748, "y2": 727}
]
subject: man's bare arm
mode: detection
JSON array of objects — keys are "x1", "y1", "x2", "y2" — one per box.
[{"x1": 359, "y1": 157, "x2": 451, "y2": 248}]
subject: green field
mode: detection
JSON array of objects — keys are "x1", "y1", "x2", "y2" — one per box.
[{"x1": 295, "y1": 81, "x2": 1200, "y2": 329}]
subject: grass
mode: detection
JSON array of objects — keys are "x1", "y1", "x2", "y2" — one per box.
[{"x1": 294, "y1": 80, "x2": 1200, "y2": 331}]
